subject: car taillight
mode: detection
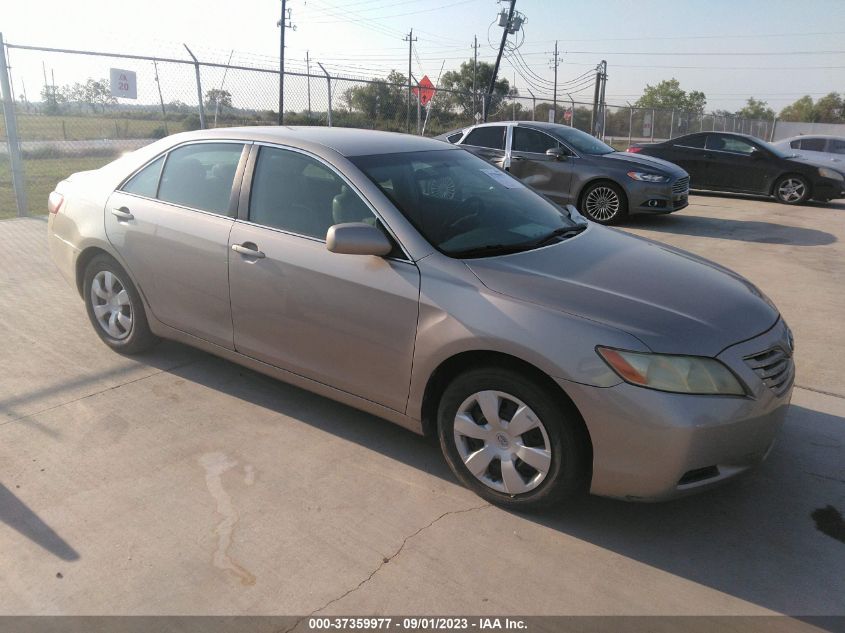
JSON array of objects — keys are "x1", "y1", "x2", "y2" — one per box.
[
  {"x1": 48, "y1": 191, "x2": 64, "y2": 214},
  {"x1": 626, "y1": 146, "x2": 642, "y2": 153}
]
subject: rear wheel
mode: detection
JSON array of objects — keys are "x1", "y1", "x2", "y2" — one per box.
[
  {"x1": 83, "y1": 254, "x2": 157, "y2": 354},
  {"x1": 580, "y1": 181, "x2": 628, "y2": 225},
  {"x1": 774, "y1": 174, "x2": 810, "y2": 204},
  {"x1": 437, "y1": 367, "x2": 590, "y2": 511}
]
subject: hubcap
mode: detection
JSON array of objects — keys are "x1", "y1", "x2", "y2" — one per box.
[
  {"x1": 90, "y1": 270, "x2": 133, "y2": 340},
  {"x1": 584, "y1": 186, "x2": 620, "y2": 221},
  {"x1": 778, "y1": 178, "x2": 805, "y2": 202},
  {"x1": 453, "y1": 390, "x2": 552, "y2": 495}
]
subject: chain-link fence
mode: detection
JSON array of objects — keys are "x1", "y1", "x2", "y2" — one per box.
[{"x1": 1, "y1": 40, "x2": 777, "y2": 218}]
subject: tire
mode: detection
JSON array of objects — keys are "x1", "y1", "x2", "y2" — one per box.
[
  {"x1": 773, "y1": 174, "x2": 810, "y2": 205},
  {"x1": 580, "y1": 181, "x2": 628, "y2": 225},
  {"x1": 83, "y1": 254, "x2": 158, "y2": 354},
  {"x1": 437, "y1": 367, "x2": 590, "y2": 511}
]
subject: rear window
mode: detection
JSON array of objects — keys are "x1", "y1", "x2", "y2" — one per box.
[
  {"x1": 157, "y1": 143, "x2": 244, "y2": 215},
  {"x1": 462, "y1": 126, "x2": 506, "y2": 150}
]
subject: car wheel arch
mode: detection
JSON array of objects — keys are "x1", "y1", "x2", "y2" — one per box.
[
  {"x1": 419, "y1": 350, "x2": 592, "y2": 461},
  {"x1": 771, "y1": 172, "x2": 812, "y2": 198},
  {"x1": 577, "y1": 177, "x2": 629, "y2": 210},
  {"x1": 75, "y1": 245, "x2": 144, "y2": 303}
]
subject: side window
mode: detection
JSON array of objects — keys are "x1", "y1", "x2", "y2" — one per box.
[
  {"x1": 707, "y1": 135, "x2": 755, "y2": 154},
  {"x1": 446, "y1": 131, "x2": 464, "y2": 144},
  {"x1": 799, "y1": 138, "x2": 826, "y2": 151},
  {"x1": 830, "y1": 140, "x2": 845, "y2": 155},
  {"x1": 512, "y1": 127, "x2": 560, "y2": 154},
  {"x1": 462, "y1": 126, "x2": 506, "y2": 150},
  {"x1": 122, "y1": 156, "x2": 165, "y2": 198},
  {"x1": 249, "y1": 146, "x2": 376, "y2": 240},
  {"x1": 676, "y1": 134, "x2": 706, "y2": 149},
  {"x1": 158, "y1": 143, "x2": 244, "y2": 214}
]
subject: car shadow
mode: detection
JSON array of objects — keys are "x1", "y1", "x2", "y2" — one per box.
[
  {"x1": 147, "y1": 344, "x2": 845, "y2": 617},
  {"x1": 0, "y1": 483, "x2": 79, "y2": 561},
  {"x1": 689, "y1": 191, "x2": 845, "y2": 211},
  {"x1": 624, "y1": 213, "x2": 837, "y2": 246}
]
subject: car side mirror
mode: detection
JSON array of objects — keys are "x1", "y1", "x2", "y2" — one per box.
[
  {"x1": 546, "y1": 147, "x2": 567, "y2": 160},
  {"x1": 326, "y1": 223, "x2": 392, "y2": 257}
]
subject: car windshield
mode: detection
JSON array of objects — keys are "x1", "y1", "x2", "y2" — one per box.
[
  {"x1": 351, "y1": 149, "x2": 582, "y2": 258},
  {"x1": 549, "y1": 126, "x2": 616, "y2": 155}
]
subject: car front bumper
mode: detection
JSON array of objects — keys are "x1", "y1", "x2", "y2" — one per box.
[
  {"x1": 626, "y1": 178, "x2": 689, "y2": 214},
  {"x1": 558, "y1": 318, "x2": 794, "y2": 501},
  {"x1": 811, "y1": 175, "x2": 845, "y2": 200}
]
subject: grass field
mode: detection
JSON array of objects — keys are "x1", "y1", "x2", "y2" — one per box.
[
  {"x1": 0, "y1": 113, "x2": 188, "y2": 141},
  {"x1": 0, "y1": 155, "x2": 115, "y2": 219}
]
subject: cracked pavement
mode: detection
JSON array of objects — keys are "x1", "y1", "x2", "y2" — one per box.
[{"x1": 1, "y1": 195, "x2": 844, "y2": 617}]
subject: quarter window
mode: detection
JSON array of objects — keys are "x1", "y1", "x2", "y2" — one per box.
[
  {"x1": 122, "y1": 156, "x2": 165, "y2": 198},
  {"x1": 158, "y1": 143, "x2": 244, "y2": 215},
  {"x1": 462, "y1": 126, "x2": 506, "y2": 150},
  {"x1": 512, "y1": 127, "x2": 560, "y2": 154},
  {"x1": 249, "y1": 146, "x2": 376, "y2": 240},
  {"x1": 446, "y1": 131, "x2": 465, "y2": 144}
]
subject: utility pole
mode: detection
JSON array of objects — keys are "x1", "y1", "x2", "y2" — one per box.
[
  {"x1": 472, "y1": 35, "x2": 478, "y2": 119},
  {"x1": 277, "y1": 0, "x2": 295, "y2": 125},
  {"x1": 485, "y1": 0, "x2": 516, "y2": 122},
  {"x1": 591, "y1": 61, "x2": 607, "y2": 136},
  {"x1": 549, "y1": 40, "x2": 560, "y2": 124},
  {"x1": 404, "y1": 29, "x2": 417, "y2": 134}
]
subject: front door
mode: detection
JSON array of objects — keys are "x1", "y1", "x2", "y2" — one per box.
[
  {"x1": 508, "y1": 126, "x2": 575, "y2": 205},
  {"x1": 704, "y1": 134, "x2": 771, "y2": 193},
  {"x1": 228, "y1": 145, "x2": 420, "y2": 413},
  {"x1": 105, "y1": 141, "x2": 246, "y2": 348}
]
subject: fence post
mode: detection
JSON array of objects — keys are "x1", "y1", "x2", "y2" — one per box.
[
  {"x1": 0, "y1": 33, "x2": 28, "y2": 217},
  {"x1": 317, "y1": 63, "x2": 332, "y2": 127},
  {"x1": 627, "y1": 106, "x2": 633, "y2": 148},
  {"x1": 650, "y1": 108, "x2": 655, "y2": 142},
  {"x1": 183, "y1": 44, "x2": 206, "y2": 129},
  {"x1": 669, "y1": 109, "x2": 675, "y2": 139},
  {"x1": 770, "y1": 117, "x2": 778, "y2": 142}
]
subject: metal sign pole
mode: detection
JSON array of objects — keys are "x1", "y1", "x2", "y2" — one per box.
[{"x1": 0, "y1": 33, "x2": 28, "y2": 217}]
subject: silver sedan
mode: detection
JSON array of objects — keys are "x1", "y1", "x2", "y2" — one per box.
[{"x1": 47, "y1": 127, "x2": 793, "y2": 510}]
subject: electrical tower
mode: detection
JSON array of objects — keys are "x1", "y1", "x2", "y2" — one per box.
[
  {"x1": 549, "y1": 40, "x2": 560, "y2": 123},
  {"x1": 485, "y1": 0, "x2": 524, "y2": 122}
]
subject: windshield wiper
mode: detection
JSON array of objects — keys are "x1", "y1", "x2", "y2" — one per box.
[{"x1": 528, "y1": 224, "x2": 587, "y2": 248}]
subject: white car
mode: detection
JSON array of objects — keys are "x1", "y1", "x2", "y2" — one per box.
[{"x1": 773, "y1": 135, "x2": 845, "y2": 164}]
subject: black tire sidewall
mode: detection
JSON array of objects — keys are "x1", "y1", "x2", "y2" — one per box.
[
  {"x1": 437, "y1": 367, "x2": 589, "y2": 511},
  {"x1": 83, "y1": 254, "x2": 156, "y2": 354},
  {"x1": 774, "y1": 175, "x2": 810, "y2": 205},
  {"x1": 580, "y1": 181, "x2": 628, "y2": 225}
]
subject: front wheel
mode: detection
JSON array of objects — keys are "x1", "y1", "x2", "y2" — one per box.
[
  {"x1": 437, "y1": 367, "x2": 590, "y2": 511},
  {"x1": 774, "y1": 175, "x2": 810, "y2": 204},
  {"x1": 580, "y1": 181, "x2": 628, "y2": 225},
  {"x1": 83, "y1": 254, "x2": 158, "y2": 354}
]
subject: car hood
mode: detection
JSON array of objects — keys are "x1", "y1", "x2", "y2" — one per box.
[
  {"x1": 785, "y1": 154, "x2": 845, "y2": 170},
  {"x1": 598, "y1": 151, "x2": 687, "y2": 176},
  {"x1": 465, "y1": 225, "x2": 778, "y2": 356}
]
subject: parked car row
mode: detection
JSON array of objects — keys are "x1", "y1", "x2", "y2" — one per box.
[
  {"x1": 48, "y1": 126, "x2": 794, "y2": 510},
  {"x1": 439, "y1": 123, "x2": 845, "y2": 222}
]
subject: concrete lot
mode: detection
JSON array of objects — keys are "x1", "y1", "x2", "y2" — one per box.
[{"x1": 0, "y1": 195, "x2": 843, "y2": 621}]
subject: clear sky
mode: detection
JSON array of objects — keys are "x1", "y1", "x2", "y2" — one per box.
[{"x1": 3, "y1": 0, "x2": 845, "y2": 112}]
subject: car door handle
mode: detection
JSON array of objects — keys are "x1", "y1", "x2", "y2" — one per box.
[
  {"x1": 232, "y1": 243, "x2": 265, "y2": 259},
  {"x1": 111, "y1": 207, "x2": 134, "y2": 221}
]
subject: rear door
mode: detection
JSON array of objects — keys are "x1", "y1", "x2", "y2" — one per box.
[
  {"x1": 667, "y1": 134, "x2": 709, "y2": 188},
  {"x1": 105, "y1": 141, "x2": 247, "y2": 349},
  {"x1": 508, "y1": 126, "x2": 575, "y2": 205},
  {"x1": 458, "y1": 125, "x2": 508, "y2": 169}
]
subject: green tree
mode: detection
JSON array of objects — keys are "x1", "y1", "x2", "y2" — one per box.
[
  {"x1": 813, "y1": 92, "x2": 844, "y2": 122},
  {"x1": 68, "y1": 78, "x2": 116, "y2": 113},
  {"x1": 778, "y1": 95, "x2": 818, "y2": 122},
  {"x1": 439, "y1": 60, "x2": 512, "y2": 118},
  {"x1": 737, "y1": 97, "x2": 775, "y2": 120},
  {"x1": 635, "y1": 78, "x2": 706, "y2": 114},
  {"x1": 39, "y1": 83, "x2": 66, "y2": 114},
  {"x1": 343, "y1": 70, "x2": 408, "y2": 122},
  {"x1": 205, "y1": 88, "x2": 233, "y2": 110}
]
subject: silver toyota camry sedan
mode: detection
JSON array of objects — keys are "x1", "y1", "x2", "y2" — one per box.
[{"x1": 48, "y1": 127, "x2": 794, "y2": 510}]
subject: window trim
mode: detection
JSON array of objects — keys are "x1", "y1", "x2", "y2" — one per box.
[
  {"x1": 510, "y1": 125, "x2": 564, "y2": 156},
  {"x1": 460, "y1": 125, "x2": 508, "y2": 152},
  {"x1": 117, "y1": 139, "x2": 250, "y2": 219},
  {"x1": 237, "y1": 141, "x2": 414, "y2": 264}
]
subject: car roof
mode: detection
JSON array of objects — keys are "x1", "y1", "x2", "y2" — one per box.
[
  {"x1": 159, "y1": 126, "x2": 457, "y2": 157},
  {"x1": 779, "y1": 134, "x2": 844, "y2": 141}
]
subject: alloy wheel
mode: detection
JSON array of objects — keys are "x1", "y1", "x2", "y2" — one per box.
[
  {"x1": 584, "y1": 186, "x2": 620, "y2": 221},
  {"x1": 453, "y1": 390, "x2": 552, "y2": 495},
  {"x1": 90, "y1": 270, "x2": 133, "y2": 340},
  {"x1": 777, "y1": 178, "x2": 806, "y2": 203}
]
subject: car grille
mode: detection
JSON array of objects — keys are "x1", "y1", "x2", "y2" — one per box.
[
  {"x1": 672, "y1": 176, "x2": 690, "y2": 193},
  {"x1": 744, "y1": 346, "x2": 794, "y2": 396}
]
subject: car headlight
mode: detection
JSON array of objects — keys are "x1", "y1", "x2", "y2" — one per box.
[
  {"x1": 596, "y1": 347, "x2": 745, "y2": 395},
  {"x1": 818, "y1": 167, "x2": 844, "y2": 181},
  {"x1": 626, "y1": 171, "x2": 669, "y2": 183}
]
